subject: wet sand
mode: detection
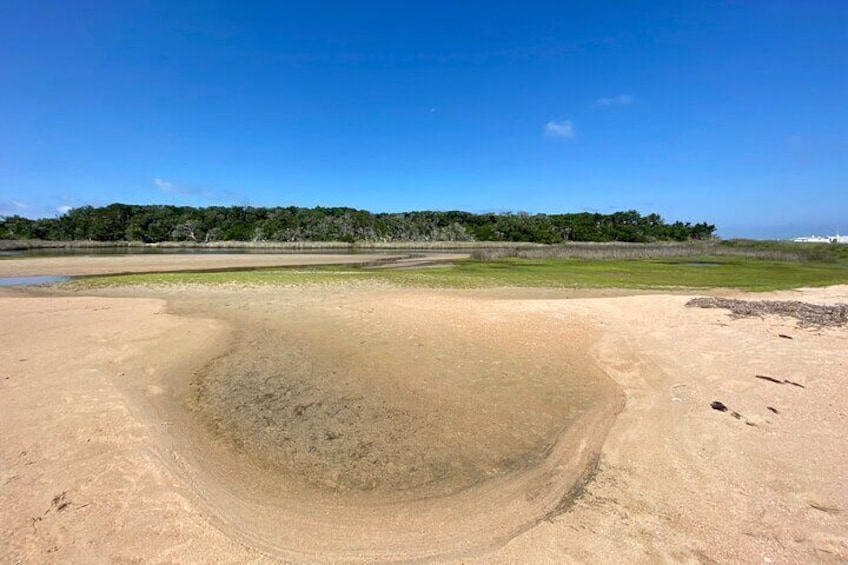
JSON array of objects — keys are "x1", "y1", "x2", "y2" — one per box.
[
  {"x1": 0, "y1": 252, "x2": 467, "y2": 277},
  {"x1": 92, "y1": 284, "x2": 621, "y2": 561},
  {"x1": 1, "y1": 255, "x2": 847, "y2": 563}
]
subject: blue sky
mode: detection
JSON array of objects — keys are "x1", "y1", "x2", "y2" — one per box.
[{"x1": 1, "y1": 1, "x2": 846, "y2": 238}]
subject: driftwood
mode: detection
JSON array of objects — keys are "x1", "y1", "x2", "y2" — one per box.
[
  {"x1": 709, "y1": 401, "x2": 756, "y2": 426},
  {"x1": 754, "y1": 374, "x2": 806, "y2": 388},
  {"x1": 686, "y1": 297, "x2": 848, "y2": 328}
]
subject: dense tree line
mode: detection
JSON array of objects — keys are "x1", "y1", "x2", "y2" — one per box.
[{"x1": 0, "y1": 204, "x2": 716, "y2": 244}]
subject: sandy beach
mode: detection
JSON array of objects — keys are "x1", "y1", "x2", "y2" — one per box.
[
  {"x1": 1, "y1": 255, "x2": 846, "y2": 563},
  {"x1": 0, "y1": 252, "x2": 472, "y2": 278}
]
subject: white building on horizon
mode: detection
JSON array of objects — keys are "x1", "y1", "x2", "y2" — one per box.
[{"x1": 793, "y1": 232, "x2": 848, "y2": 244}]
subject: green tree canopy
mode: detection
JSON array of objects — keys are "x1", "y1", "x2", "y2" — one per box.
[{"x1": 0, "y1": 205, "x2": 715, "y2": 244}]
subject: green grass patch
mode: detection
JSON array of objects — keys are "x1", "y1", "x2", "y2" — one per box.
[
  {"x1": 72, "y1": 255, "x2": 848, "y2": 292},
  {"x1": 74, "y1": 268, "x2": 366, "y2": 288},
  {"x1": 369, "y1": 257, "x2": 848, "y2": 290}
]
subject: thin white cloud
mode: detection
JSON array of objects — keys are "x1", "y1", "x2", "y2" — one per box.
[
  {"x1": 544, "y1": 120, "x2": 576, "y2": 139},
  {"x1": 596, "y1": 94, "x2": 634, "y2": 107},
  {"x1": 154, "y1": 178, "x2": 177, "y2": 192},
  {"x1": 0, "y1": 200, "x2": 29, "y2": 215},
  {"x1": 155, "y1": 177, "x2": 202, "y2": 196},
  {"x1": 0, "y1": 201, "x2": 81, "y2": 219},
  {"x1": 153, "y1": 178, "x2": 247, "y2": 204}
]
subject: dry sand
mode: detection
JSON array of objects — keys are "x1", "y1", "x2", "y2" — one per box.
[
  {"x1": 0, "y1": 252, "x2": 467, "y2": 278},
  {"x1": 1, "y1": 255, "x2": 846, "y2": 564}
]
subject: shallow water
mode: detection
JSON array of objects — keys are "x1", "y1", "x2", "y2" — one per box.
[
  {"x1": 191, "y1": 326, "x2": 594, "y2": 496},
  {"x1": 123, "y1": 285, "x2": 623, "y2": 560},
  {"x1": 0, "y1": 275, "x2": 71, "y2": 287},
  {"x1": 164, "y1": 288, "x2": 614, "y2": 500}
]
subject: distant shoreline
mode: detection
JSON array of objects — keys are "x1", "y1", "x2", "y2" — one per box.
[
  {"x1": 0, "y1": 239, "x2": 547, "y2": 252},
  {"x1": 3, "y1": 239, "x2": 842, "y2": 264}
]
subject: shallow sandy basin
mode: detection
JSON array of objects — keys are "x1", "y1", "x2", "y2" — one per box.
[{"x1": 1, "y1": 258, "x2": 847, "y2": 563}]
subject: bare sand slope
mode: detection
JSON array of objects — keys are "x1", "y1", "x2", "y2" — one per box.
[
  {"x1": 479, "y1": 286, "x2": 848, "y2": 564},
  {"x1": 0, "y1": 293, "x2": 255, "y2": 563},
  {"x1": 2, "y1": 282, "x2": 847, "y2": 564},
  {"x1": 0, "y1": 252, "x2": 469, "y2": 278}
]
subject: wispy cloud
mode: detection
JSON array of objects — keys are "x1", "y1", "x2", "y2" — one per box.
[
  {"x1": 596, "y1": 94, "x2": 634, "y2": 107},
  {"x1": 155, "y1": 177, "x2": 218, "y2": 198},
  {"x1": 0, "y1": 200, "x2": 29, "y2": 215},
  {"x1": 544, "y1": 120, "x2": 576, "y2": 139},
  {"x1": 1, "y1": 200, "x2": 80, "y2": 219},
  {"x1": 154, "y1": 178, "x2": 177, "y2": 192},
  {"x1": 154, "y1": 178, "x2": 248, "y2": 204}
]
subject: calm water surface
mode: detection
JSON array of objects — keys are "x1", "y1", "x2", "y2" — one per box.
[{"x1": 0, "y1": 276, "x2": 71, "y2": 287}]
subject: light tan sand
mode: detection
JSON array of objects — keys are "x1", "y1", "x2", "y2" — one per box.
[
  {"x1": 1, "y1": 258, "x2": 847, "y2": 563},
  {"x1": 0, "y1": 252, "x2": 467, "y2": 278}
]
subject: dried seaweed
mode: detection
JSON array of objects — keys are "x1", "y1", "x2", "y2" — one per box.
[{"x1": 686, "y1": 297, "x2": 848, "y2": 328}]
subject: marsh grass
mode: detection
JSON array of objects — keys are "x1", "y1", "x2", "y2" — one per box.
[
  {"x1": 383, "y1": 257, "x2": 848, "y2": 290},
  {"x1": 470, "y1": 240, "x2": 844, "y2": 262},
  {"x1": 73, "y1": 268, "x2": 358, "y2": 288},
  {"x1": 74, "y1": 254, "x2": 848, "y2": 292}
]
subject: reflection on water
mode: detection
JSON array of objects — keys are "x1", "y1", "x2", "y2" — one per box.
[{"x1": 0, "y1": 276, "x2": 71, "y2": 287}]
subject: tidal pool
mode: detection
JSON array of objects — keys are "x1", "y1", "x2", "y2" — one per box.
[{"x1": 139, "y1": 286, "x2": 623, "y2": 561}]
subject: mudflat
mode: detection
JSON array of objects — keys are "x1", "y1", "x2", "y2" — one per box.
[{"x1": 1, "y1": 255, "x2": 846, "y2": 563}]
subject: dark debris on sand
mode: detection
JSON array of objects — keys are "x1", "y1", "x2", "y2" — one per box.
[{"x1": 686, "y1": 297, "x2": 848, "y2": 328}]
